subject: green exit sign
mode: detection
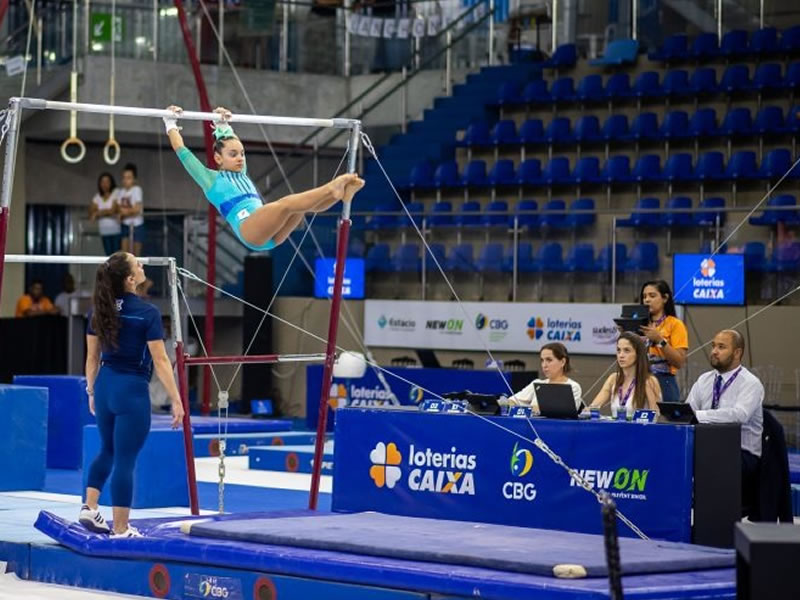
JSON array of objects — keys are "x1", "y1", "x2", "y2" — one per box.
[{"x1": 90, "y1": 13, "x2": 123, "y2": 43}]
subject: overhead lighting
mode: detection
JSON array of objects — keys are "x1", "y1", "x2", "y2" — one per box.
[
  {"x1": 159, "y1": 7, "x2": 178, "y2": 17},
  {"x1": 135, "y1": 36, "x2": 147, "y2": 45},
  {"x1": 91, "y1": 42, "x2": 103, "y2": 51}
]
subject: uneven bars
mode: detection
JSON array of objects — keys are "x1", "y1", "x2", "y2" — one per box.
[
  {"x1": 11, "y1": 98, "x2": 358, "y2": 129},
  {"x1": 4, "y1": 254, "x2": 173, "y2": 266},
  {"x1": 184, "y1": 353, "x2": 327, "y2": 366}
]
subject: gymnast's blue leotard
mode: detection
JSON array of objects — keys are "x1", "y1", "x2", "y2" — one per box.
[
  {"x1": 176, "y1": 146, "x2": 275, "y2": 252},
  {"x1": 86, "y1": 293, "x2": 164, "y2": 508}
]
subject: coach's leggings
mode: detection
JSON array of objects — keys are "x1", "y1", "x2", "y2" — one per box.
[{"x1": 86, "y1": 366, "x2": 151, "y2": 508}]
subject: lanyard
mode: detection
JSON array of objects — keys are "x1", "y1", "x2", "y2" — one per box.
[
  {"x1": 712, "y1": 367, "x2": 742, "y2": 409},
  {"x1": 651, "y1": 314, "x2": 667, "y2": 328},
  {"x1": 618, "y1": 378, "x2": 636, "y2": 407}
]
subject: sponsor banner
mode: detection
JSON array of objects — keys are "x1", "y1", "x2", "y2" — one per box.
[
  {"x1": 364, "y1": 300, "x2": 622, "y2": 355},
  {"x1": 305, "y1": 364, "x2": 515, "y2": 430},
  {"x1": 184, "y1": 574, "x2": 243, "y2": 600},
  {"x1": 333, "y1": 409, "x2": 694, "y2": 542},
  {"x1": 673, "y1": 253, "x2": 745, "y2": 306},
  {"x1": 313, "y1": 258, "x2": 365, "y2": 299}
]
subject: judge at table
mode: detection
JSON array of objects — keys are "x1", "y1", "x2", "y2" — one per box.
[{"x1": 508, "y1": 342, "x2": 582, "y2": 411}]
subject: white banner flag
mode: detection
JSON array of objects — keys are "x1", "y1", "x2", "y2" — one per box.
[
  {"x1": 358, "y1": 15, "x2": 372, "y2": 36},
  {"x1": 396, "y1": 18, "x2": 411, "y2": 39},
  {"x1": 411, "y1": 17, "x2": 426, "y2": 38},
  {"x1": 369, "y1": 17, "x2": 384, "y2": 37},
  {"x1": 427, "y1": 14, "x2": 441, "y2": 36},
  {"x1": 347, "y1": 14, "x2": 361, "y2": 34},
  {"x1": 383, "y1": 18, "x2": 397, "y2": 38}
]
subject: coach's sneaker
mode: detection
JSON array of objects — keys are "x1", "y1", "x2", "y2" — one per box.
[
  {"x1": 78, "y1": 504, "x2": 111, "y2": 534},
  {"x1": 111, "y1": 525, "x2": 143, "y2": 539}
]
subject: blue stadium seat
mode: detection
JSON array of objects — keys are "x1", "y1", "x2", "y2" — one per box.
[
  {"x1": 461, "y1": 160, "x2": 488, "y2": 187},
  {"x1": 749, "y1": 194, "x2": 799, "y2": 226},
  {"x1": 428, "y1": 201, "x2": 453, "y2": 227},
  {"x1": 689, "y1": 67, "x2": 718, "y2": 96},
  {"x1": 540, "y1": 199, "x2": 567, "y2": 228},
  {"x1": 407, "y1": 161, "x2": 435, "y2": 191},
  {"x1": 660, "y1": 110, "x2": 690, "y2": 140},
  {"x1": 366, "y1": 243, "x2": 391, "y2": 272},
  {"x1": 456, "y1": 121, "x2": 491, "y2": 148},
  {"x1": 455, "y1": 201, "x2": 481, "y2": 226},
  {"x1": 571, "y1": 157, "x2": 601, "y2": 186},
  {"x1": 627, "y1": 242, "x2": 660, "y2": 272},
  {"x1": 753, "y1": 63, "x2": 783, "y2": 93},
  {"x1": 574, "y1": 115, "x2": 602, "y2": 144},
  {"x1": 692, "y1": 196, "x2": 726, "y2": 227},
  {"x1": 693, "y1": 151, "x2": 725, "y2": 182},
  {"x1": 565, "y1": 244, "x2": 598, "y2": 273},
  {"x1": 632, "y1": 71, "x2": 662, "y2": 99},
  {"x1": 495, "y1": 82, "x2": 523, "y2": 107},
  {"x1": 513, "y1": 199, "x2": 538, "y2": 228},
  {"x1": 488, "y1": 159, "x2": 517, "y2": 187},
  {"x1": 724, "y1": 151, "x2": 759, "y2": 181},
  {"x1": 631, "y1": 154, "x2": 662, "y2": 183},
  {"x1": 787, "y1": 105, "x2": 800, "y2": 132},
  {"x1": 601, "y1": 114, "x2": 630, "y2": 142},
  {"x1": 689, "y1": 107, "x2": 718, "y2": 138},
  {"x1": 717, "y1": 107, "x2": 753, "y2": 137},
  {"x1": 446, "y1": 243, "x2": 475, "y2": 272},
  {"x1": 492, "y1": 120, "x2": 520, "y2": 146},
  {"x1": 753, "y1": 106, "x2": 787, "y2": 136},
  {"x1": 601, "y1": 155, "x2": 632, "y2": 184},
  {"x1": 365, "y1": 203, "x2": 398, "y2": 230},
  {"x1": 550, "y1": 77, "x2": 576, "y2": 103},
  {"x1": 780, "y1": 25, "x2": 800, "y2": 55},
  {"x1": 544, "y1": 117, "x2": 573, "y2": 144},
  {"x1": 542, "y1": 157, "x2": 571, "y2": 186},
  {"x1": 536, "y1": 242, "x2": 565, "y2": 272},
  {"x1": 596, "y1": 243, "x2": 629, "y2": 273},
  {"x1": 566, "y1": 197, "x2": 596, "y2": 228},
  {"x1": 649, "y1": 34, "x2": 688, "y2": 62},
  {"x1": 522, "y1": 80, "x2": 550, "y2": 104},
  {"x1": 605, "y1": 72, "x2": 633, "y2": 101},
  {"x1": 759, "y1": 148, "x2": 795, "y2": 179},
  {"x1": 590, "y1": 39, "x2": 639, "y2": 66},
  {"x1": 720, "y1": 30, "x2": 749, "y2": 59},
  {"x1": 617, "y1": 197, "x2": 661, "y2": 227},
  {"x1": 476, "y1": 243, "x2": 505, "y2": 272},
  {"x1": 719, "y1": 64, "x2": 751, "y2": 94},
  {"x1": 519, "y1": 119, "x2": 545, "y2": 144},
  {"x1": 663, "y1": 153, "x2": 694, "y2": 183},
  {"x1": 481, "y1": 200, "x2": 509, "y2": 226},
  {"x1": 434, "y1": 160, "x2": 460, "y2": 189},
  {"x1": 392, "y1": 243, "x2": 421, "y2": 273},
  {"x1": 626, "y1": 112, "x2": 660, "y2": 142},
  {"x1": 689, "y1": 33, "x2": 719, "y2": 61},
  {"x1": 504, "y1": 241, "x2": 536, "y2": 273},
  {"x1": 516, "y1": 159, "x2": 543, "y2": 185},
  {"x1": 422, "y1": 243, "x2": 446, "y2": 272},
  {"x1": 662, "y1": 196, "x2": 693, "y2": 228},
  {"x1": 662, "y1": 70, "x2": 691, "y2": 97},
  {"x1": 543, "y1": 43, "x2": 577, "y2": 69},
  {"x1": 403, "y1": 202, "x2": 425, "y2": 228},
  {"x1": 576, "y1": 74, "x2": 606, "y2": 103},
  {"x1": 767, "y1": 242, "x2": 800, "y2": 274},
  {"x1": 749, "y1": 27, "x2": 779, "y2": 56},
  {"x1": 783, "y1": 62, "x2": 800, "y2": 90},
  {"x1": 743, "y1": 241, "x2": 767, "y2": 272}
]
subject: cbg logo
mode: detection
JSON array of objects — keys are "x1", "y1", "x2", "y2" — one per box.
[
  {"x1": 409, "y1": 385, "x2": 424, "y2": 404},
  {"x1": 701, "y1": 258, "x2": 716, "y2": 277},
  {"x1": 476, "y1": 313, "x2": 509, "y2": 331},
  {"x1": 502, "y1": 442, "x2": 537, "y2": 501},
  {"x1": 199, "y1": 579, "x2": 229, "y2": 598},
  {"x1": 510, "y1": 442, "x2": 533, "y2": 477},
  {"x1": 369, "y1": 442, "x2": 402, "y2": 489},
  {"x1": 526, "y1": 317, "x2": 545, "y2": 340}
]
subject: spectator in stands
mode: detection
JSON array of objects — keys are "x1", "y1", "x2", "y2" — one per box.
[
  {"x1": 639, "y1": 280, "x2": 688, "y2": 403},
  {"x1": 89, "y1": 172, "x2": 121, "y2": 256},
  {"x1": 686, "y1": 329, "x2": 763, "y2": 515},
  {"x1": 118, "y1": 163, "x2": 144, "y2": 257},
  {"x1": 508, "y1": 342, "x2": 582, "y2": 411},
  {"x1": 54, "y1": 272, "x2": 77, "y2": 316},
  {"x1": 15, "y1": 279, "x2": 59, "y2": 317},
  {"x1": 588, "y1": 332, "x2": 661, "y2": 418}
]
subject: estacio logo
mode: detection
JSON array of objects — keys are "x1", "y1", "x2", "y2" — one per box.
[
  {"x1": 701, "y1": 257, "x2": 716, "y2": 277},
  {"x1": 510, "y1": 442, "x2": 533, "y2": 477},
  {"x1": 526, "y1": 317, "x2": 545, "y2": 340},
  {"x1": 380, "y1": 314, "x2": 416, "y2": 331},
  {"x1": 378, "y1": 314, "x2": 387, "y2": 328},
  {"x1": 369, "y1": 442, "x2": 403, "y2": 489}
]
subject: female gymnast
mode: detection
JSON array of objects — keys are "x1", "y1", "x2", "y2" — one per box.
[
  {"x1": 80, "y1": 252, "x2": 184, "y2": 538},
  {"x1": 164, "y1": 106, "x2": 365, "y2": 251}
]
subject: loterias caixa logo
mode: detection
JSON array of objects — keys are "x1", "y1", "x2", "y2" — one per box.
[{"x1": 369, "y1": 441, "x2": 477, "y2": 495}]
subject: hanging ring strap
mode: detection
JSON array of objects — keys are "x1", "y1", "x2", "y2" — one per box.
[
  {"x1": 61, "y1": 71, "x2": 85, "y2": 164},
  {"x1": 103, "y1": 0, "x2": 120, "y2": 165}
]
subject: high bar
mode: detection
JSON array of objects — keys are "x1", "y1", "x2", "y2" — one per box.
[
  {"x1": 4, "y1": 254, "x2": 173, "y2": 266},
  {"x1": 10, "y1": 98, "x2": 358, "y2": 129}
]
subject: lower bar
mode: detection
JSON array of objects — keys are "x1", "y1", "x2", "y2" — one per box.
[{"x1": 184, "y1": 353, "x2": 326, "y2": 366}]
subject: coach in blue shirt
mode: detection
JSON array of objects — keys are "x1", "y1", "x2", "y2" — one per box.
[{"x1": 79, "y1": 252, "x2": 184, "y2": 538}]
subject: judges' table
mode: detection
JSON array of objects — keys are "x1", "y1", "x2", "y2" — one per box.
[{"x1": 333, "y1": 408, "x2": 740, "y2": 545}]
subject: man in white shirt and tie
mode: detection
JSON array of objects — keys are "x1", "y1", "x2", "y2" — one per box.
[{"x1": 686, "y1": 329, "x2": 763, "y2": 515}]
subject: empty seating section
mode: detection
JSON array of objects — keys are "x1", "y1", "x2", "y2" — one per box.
[{"x1": 361, "y1": 30, "x2": 800, "y2": 300}]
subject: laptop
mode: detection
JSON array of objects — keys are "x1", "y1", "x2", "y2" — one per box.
[
  {"x1": 535, "y1": 383, "x2": 581, "y2": 419},
  {"x1": 613, "y1": 304, "x2": 650, "y2": 333},
  {"x1": 657, "y1": 402, "x2": 697, "y2": 424},
  {"x1": 442, "y1": 391, "x2": 501, "y2": 415}
]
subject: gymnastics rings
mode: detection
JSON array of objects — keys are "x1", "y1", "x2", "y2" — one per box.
[
  {"x1": 61, "y1": 4, "x2": 85, "y2": 164},
  {"x1": 103, "y1": 129, "x2": 121, "y2": 165},
  {"x1": 103, "y1": 0, "x2": 121, "y2": 165}
]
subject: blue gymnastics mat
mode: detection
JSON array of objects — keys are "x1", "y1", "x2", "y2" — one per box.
[
  {"x1": 789, "y1": 452, "x2": 799, "y2": 484},
  {"x1": 151, "y1": 414, "x2": 292, "y2": 434},
  {"x1": 33, "y1": 510, "x2": 735, "y2": 599}
]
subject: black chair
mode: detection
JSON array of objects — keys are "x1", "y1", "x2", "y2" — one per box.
[{"x1": 750, "y1": 409, "x2": 793, "y2": 523}]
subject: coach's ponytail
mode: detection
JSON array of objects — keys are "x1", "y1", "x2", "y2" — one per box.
[{"x1": 91, "y1": 252, "x2": 131, "y2": 350}]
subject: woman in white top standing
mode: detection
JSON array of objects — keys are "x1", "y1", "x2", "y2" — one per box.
[
  {"x1": 118, "y1": 163, "x2": 144, "y2": 256},
  {"x1": 589, "y1": 332, "x2": 661, "y2": 418},
  {"x1": 508, "y1": 342, "x2": 582, "y2": 411},
  {"x1": 89, "y1": 172, "x2": 121, "y2": 256}
]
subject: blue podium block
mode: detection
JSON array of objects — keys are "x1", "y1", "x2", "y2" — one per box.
[
  {"x1": 13, "y1": 375, "x2": 94, "y2": 469},
  {"x1": 82, "y1": 425, "x2": 189, "y2": 508},
  {"x1": 0, "y1": 385, "x2": 48, "y2": 491},
  {"x1": 249, "y1": 442, "x2": 334, "y2": 475}
]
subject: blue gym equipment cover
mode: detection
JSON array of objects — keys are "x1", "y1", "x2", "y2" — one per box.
[{"x1": 151, "y1": 414, "x2": 292, "y2": 434}]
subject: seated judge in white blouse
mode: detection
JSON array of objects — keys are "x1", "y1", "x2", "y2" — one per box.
[{"x1": 508, "y1": 342, "x2": 582, "y2": 411}]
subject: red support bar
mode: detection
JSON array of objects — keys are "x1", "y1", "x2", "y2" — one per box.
[
  {"x1": 175, "y1": 341, "x2": 200, "y2": 515},
  {"x1": 184, "y1": 353, "x2": 281, "y2": 366}
]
